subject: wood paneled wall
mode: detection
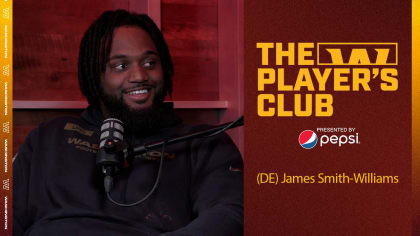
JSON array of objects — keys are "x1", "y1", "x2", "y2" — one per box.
[
  {"x1": 13, "y1": 0, "x2": 130, "y2": 101},
  {"x1": 162, "y1": 0, "x2": 219, "y2": 100},
  {"x1": 14, "y1": 0, "x2": 220, "y2": 101}
]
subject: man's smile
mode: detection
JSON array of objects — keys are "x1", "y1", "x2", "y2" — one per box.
[{"x1": 123, "y1": 86, "x2": 154, "y2": 104}]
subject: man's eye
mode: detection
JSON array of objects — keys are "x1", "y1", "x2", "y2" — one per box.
[
  {"x1": 143, "y1": 60, "x2": 157, "y2": 69},
  {"x1": 112, "y1": 63, "x2": 128, "y2": 71}
]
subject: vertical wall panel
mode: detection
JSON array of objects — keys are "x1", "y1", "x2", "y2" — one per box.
[{"x1": 161, "y1": 0, "x2": 219, "y2": 101}]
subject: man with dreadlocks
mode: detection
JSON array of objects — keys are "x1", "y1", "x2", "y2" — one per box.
[{"x1": 13, "y1": 10, "x2": 243, "y2": 236}]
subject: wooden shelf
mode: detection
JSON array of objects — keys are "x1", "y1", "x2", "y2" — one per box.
[{"x1": 12, "y1": 100, "x2": 229, "y2": 109}]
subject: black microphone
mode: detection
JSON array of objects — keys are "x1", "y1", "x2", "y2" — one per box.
[
  {"x1": 97, "y1": 115, "x2": 244, "y2": 206},
  {"x1": 96, "y1": 118, "x2": 126, "y2": 192}
]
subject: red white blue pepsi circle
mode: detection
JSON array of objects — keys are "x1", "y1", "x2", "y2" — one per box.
[{"x1": 299, "y1": 130, "x2": 317, "y2": 149}]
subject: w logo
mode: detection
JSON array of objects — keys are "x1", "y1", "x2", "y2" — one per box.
[
  {"x1": 2, "y1": 8, "x2": 9, "y2": 19},
  {"x1": 2, "y1": 65, "x2": 9, "y2": 76}
]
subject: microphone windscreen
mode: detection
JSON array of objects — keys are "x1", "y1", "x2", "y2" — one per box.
[{"x1": 99, "y1": 118, "x2": 124, "y2": 148}]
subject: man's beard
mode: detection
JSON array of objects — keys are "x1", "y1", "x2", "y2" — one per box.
[{"x1": 99, "y1": 88, "x2": 169, "y2": 138}]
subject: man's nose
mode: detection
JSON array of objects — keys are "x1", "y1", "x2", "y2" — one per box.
[{"x1": 128, "y1": 64, "x2": 148, "y2": 83}]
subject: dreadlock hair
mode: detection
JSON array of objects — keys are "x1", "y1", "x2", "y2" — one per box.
[{"x1": 78, "y1": 10, "x2": 173, "y2": 108}]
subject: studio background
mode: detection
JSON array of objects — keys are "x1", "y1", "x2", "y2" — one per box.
[{"x1": 12, "y1": 0, "x2": 244, "y2": 155}]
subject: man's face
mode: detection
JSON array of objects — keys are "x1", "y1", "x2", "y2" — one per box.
[{"x1": 100, "y1": 26, "x2": 164, "y2": 114}]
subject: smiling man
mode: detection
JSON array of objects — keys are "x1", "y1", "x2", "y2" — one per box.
[
  {"x1": 98, "y1": 25, "x2": 170, "y2": 137},
  {"x1": 102, "y1": 26, "x2": 164, "y2": 110},
  {"x1": 13, "y1": 10, "x2": 243, "y2": 236}
]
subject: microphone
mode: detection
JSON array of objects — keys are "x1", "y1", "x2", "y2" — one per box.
[
  {"x1": 96, "y1": 118, "x2": 127, "y2": 192},
  {"x1": 97, "y1": 115, "x2": 244, "y2": 206},
  {"x1": 99, "y1": 118, "x2": 124, "y2": 149}
]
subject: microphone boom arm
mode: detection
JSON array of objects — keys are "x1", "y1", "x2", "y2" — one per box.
[{"x1": 131, "y1": 116, "x2": 244, "y2": 155}]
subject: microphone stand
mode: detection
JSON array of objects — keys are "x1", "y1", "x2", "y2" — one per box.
[
  {"x1": 130, "y1": 116, "x2": 244, "y2": 156},
  {"x1": 98, "y1": 116, "x2": 244, "y2": 206}
]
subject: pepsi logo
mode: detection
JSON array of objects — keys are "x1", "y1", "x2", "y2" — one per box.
[{"x1": 299, "y1": 130, "x2": 318, "y2": 149}]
